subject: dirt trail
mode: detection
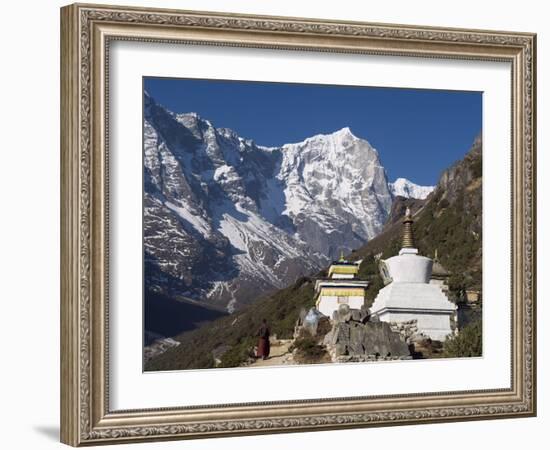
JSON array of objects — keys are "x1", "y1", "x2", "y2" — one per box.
[{"x1": 248, "y1": 339, "x2": 294, "y2": 367}]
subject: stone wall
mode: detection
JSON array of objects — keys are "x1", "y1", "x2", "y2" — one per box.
[
  {"x1": 292, "y1": 305, "x2": 412, "y2": 363},
  {"x1": 389, "y1": 319, "x2": 420, "y2": 343},
  {"x1": 322, "y1": 305, "x2": 411, "y2": 362}
]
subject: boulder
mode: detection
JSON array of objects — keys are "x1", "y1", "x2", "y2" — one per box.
[
  {"x1": 332, "y1": 303, "x2": 352, "y2": 323},
  {"x1": 350, "y1": 309, "x2": 364, "y2": 322},
  {"x1": 332, "y1": 304, "x2": 370, "y2": 324},
  {"x1": 335, "y1": 343, "x2": 348, "y2": 357},
  {"x1": 362, "y1": 322, "x2": 410, "y2": 357},
  {"x1": 324, "y1": 320, "x2": 410, "y2": 358}
]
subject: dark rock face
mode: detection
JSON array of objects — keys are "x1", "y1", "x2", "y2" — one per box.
[
  {"x1": 332, "y1": 303, "x2": 370, "y2": 324},
  {"x1": 324, "y1": 306, "x2": 410, "y2": 359},
  {"x1": 413, "y1": 134, "x2": 483, "y2": 293},
  {"x1": 439, "y1": 134, "x2": 481, "y2": 205},
  {"x1": 326, "y1": 321, "x2": 410, "y2": 358},
  {"x1": 436, "y1": 134, "x2": 482, "y2": 238}
]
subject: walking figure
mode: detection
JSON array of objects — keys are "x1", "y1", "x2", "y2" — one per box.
[{"x1": 256, "y1": 319, "x2": 270, "y2": 360}]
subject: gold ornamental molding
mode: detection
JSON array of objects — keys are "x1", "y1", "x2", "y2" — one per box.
[{"x1": 60, "y1": 3, "x2": 536, "y2": 446}]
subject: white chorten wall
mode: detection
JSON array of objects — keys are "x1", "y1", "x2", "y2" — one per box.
[
  {"x1": 317, "y1": 295, "x2": 365, "y2": 318},
  {"x1": 330, "y1": 273, "x2": 355, "y2": 279}
]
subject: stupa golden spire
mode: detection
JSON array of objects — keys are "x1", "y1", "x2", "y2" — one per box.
[
  {"x1": 402, "y1": 207, "x2": 415, "y2": 248},
  {"x1": 339, "y1": 250, "x2": 345, "y2": 262}
]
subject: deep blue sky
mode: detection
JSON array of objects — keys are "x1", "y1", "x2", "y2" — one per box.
[{"x1": 144, "y1": 77, "x2": 481, "y2": 186}]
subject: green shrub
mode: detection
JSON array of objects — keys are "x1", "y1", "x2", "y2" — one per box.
[
  {"x1": 382, "y1": 239, "x2": 400, "y2": 259},
  {"x1": 357, "y1": 253, "x2": 378, "y2": 278},
  {"x1": 290, "y1": 336, "x2": 328, "y2": 364},
  {"x1": 443, "y1": 321, "x2": 482, "y2": 358},
  {"x1": 316, "y1": 316, "x2": 332, "y2": 338},
  {"x1": 219, "y1": 336, "x2": 256, "y2": 368},
  {"x1": 364, "y1": 274, "x2": 385, "y2": 307}
]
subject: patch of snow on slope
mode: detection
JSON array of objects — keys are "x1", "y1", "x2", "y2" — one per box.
[
  {"x1": 390, "y1": 178, "x2": 435, "y2": 200},
  {"x1": 165, "y1": 201, "x2": 211, "y2": 238}
]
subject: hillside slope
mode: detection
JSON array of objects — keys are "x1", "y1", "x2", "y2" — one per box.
[
  {"x1": 145, "y1": 135, "x2": 482, "y2": 371},
  {"x1": 145, "y1": 276, "x2": 316, "y2": 370},
  {"x1": 351, "y1": 133, "x2": 482, "y2": 299}
]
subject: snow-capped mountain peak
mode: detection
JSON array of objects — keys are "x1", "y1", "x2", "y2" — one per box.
[
  {"x1": 295, "y1": 126, "x2": 358, "y2": 147},
  {"x1": 331, "y1": 126, "x2": 355, "y2": 137},
  {"x1": 144, "y1": 95, "x2": 412, "y2": 311},
  {"x1": 390, "y1": 177, "x2": 435, "y2": 200}
]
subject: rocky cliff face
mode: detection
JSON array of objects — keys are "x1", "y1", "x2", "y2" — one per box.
[
  {"x1": 419, "y1": 133, "x2": 483, "y2": 291},
  {"x1": 435, "y1": 134, "x2": 482, "y2": 238},
  {"x1": 144, "y1": 93, "x2": 422, "y2": 312}
]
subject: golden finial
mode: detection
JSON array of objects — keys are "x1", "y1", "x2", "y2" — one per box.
[
  {"x1": 434, "y1": 248, "x2": 439, "y2": 262},
  {"x1": 339, "y1": 250, "x2": 345, "y2": 262},
  {"x1": 402, "y1": 207, "x2": 415, "y2": 248}
]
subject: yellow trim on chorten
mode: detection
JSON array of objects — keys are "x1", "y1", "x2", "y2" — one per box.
[
  {"x1": 319, "y1": 288, "x2": 365, "y2": 297},
  {"x1": 328, "y1": 265, "x2": 359, "y2": 277}
]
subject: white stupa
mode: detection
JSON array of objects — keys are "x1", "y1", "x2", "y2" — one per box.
[{"x1": 369, "y1": 208, "x2": 457, "y2": 341}]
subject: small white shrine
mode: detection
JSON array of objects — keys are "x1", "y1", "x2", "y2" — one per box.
[
  {"x1": 315, "y1": 253, "x2": 369, "y2": 318},
  {"x1": 370, "y1": 208, "x2": 457, "y2": 341}
]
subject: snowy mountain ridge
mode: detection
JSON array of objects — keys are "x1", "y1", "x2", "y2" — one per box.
[
  {"x1": 144, "y1": 93, "x2": 427, "y2": 312},
  {"x1": 390, "y1": 177, "x2": 435, "y2": 200}
]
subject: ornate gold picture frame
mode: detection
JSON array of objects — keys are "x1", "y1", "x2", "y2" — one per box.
[{"x1": 60, "y1": 3, "x2": 536, "y2": 446}]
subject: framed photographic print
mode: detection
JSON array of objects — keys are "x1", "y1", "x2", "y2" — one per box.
[{"x1": 60, "y1": 3, "x2": 537, "y2": 446}]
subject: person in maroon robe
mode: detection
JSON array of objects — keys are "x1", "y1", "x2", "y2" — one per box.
[{"x1": 256, "y1": 319, "x2": 270, "y2": 360}]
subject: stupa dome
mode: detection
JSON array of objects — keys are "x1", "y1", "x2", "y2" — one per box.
[
  {"x1": 384, "y1": 251, "x2": 433, "y2": 283},
  {"x1": 381, "y1": 207, "x2": 433, "y2": 283}
]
